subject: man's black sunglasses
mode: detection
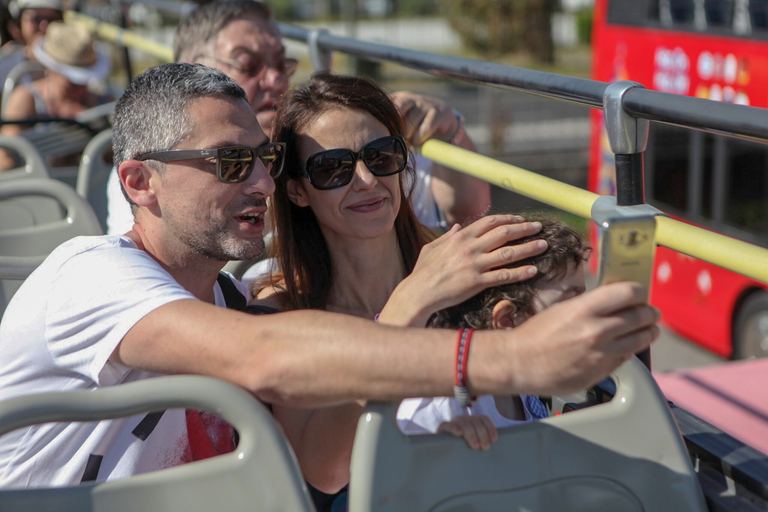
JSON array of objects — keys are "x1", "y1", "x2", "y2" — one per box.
[
  {"x1": 301, "y1": 135, "x2": 408, "y2": 190},
  {"x1": 137, "y1": 142, "x2": 286, "y2": 184}
]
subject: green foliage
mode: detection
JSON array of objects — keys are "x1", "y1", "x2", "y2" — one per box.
[
  {"x1": 391, "y1": 0, "x2": 440, "y2": 16},
  {"x1": 441, "y1": 0, "x2": 555, "y2": 63},
  {"x1": 264, "y1": 0, "x2": 294, "y2": 20},
  {"x1": 576, "y1": 7, "x2": 593, "y2": 45}
]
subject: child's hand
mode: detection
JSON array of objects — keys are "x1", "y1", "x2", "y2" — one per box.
[{"x1": 437, "y1": 415, "x2": 498, "y2": 451}]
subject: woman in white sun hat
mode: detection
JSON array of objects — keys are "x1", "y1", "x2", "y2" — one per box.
[{"x1": 0, "y1": 20, "x2": 111, "y2": 169}]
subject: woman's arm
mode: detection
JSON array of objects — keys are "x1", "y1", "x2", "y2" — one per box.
[
  {"x1": 0, "y1": 85, "x2": 35, "y2": 170},
  {"x1": 1, "y1": 83, "x2": 36, "y2": 128}
]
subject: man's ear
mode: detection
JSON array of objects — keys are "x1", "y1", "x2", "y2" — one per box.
[
  {"x1": 286, "y1": 179, "x2": 310, "y2": 207},
  {"x1": 491, "y1": 299, "x2": 524, "y2": 329},
  {"x1": 119, "y1": 160, "x2": 157, "y2": 208}
]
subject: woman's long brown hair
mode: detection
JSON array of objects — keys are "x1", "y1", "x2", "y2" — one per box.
[{"x1": 262, "y1": 72, "x2": 434, "y2": 311}]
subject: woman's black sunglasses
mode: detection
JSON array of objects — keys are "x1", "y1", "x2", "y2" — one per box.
[
  {"x1": 301, "y1": 135, "x2": 408, "y2": 190},
  {"x1": 137, "y1": 142, "x2": 286, "y2": 184}
]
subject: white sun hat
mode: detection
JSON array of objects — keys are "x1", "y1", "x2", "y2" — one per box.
[
  {"x1": 9, "y1": 0, "x2": 63, "y2": 20},
  {"x1": 31, "y1": 21, "x2": 111, "y2": 85}
]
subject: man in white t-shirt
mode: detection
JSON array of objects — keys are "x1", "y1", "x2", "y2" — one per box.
[
  {"x1": 0, "y1": 62, "x2": 659, "y2": 488},
  {"x1": 106, "y1": 0, "x2": 490, "y2": 235}
]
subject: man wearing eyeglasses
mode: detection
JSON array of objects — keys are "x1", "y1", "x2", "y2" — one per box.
[
  {"x1": 106, "y1": 0, "x2": 490, "y2": 234},
  {"x1": 0, "y1": 62, "x2": 658, "y2": 487}
]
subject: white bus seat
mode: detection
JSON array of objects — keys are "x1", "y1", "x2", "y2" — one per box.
[
  {"x1": 223, "y1": 257, "x2": 263, "y2": 282},
  {"x1": 0, "y1": 179, "x2": 102, "y2": 318},
  {"x1": 349, "y1": 358, "x2": 708, "y2": 512},
  {"x1": 1, "y1": 59, "x2": 44, "y2": 114},
  {"x1": 76, "y1": 129, "x2": 113, "y2": 233},
  {"x1": 75, "y1": 100, "x2": 117, "y2": 128},
  {"x1": 223, "y1": 233, "x2": 275, "y2": 283},
  {"x1": 17, "y1": 121, "x2": 96, "y2": 189},
  {"x1": 0, "y1": 134, "x2": 51, "y2": 180},
  {"x1": 0, "y1": 376, "x2": 316, "y2": 512}
]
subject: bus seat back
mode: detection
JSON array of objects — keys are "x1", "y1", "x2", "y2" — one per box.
[
  {"x1": 349, "y1": 358, "x2": 708, "y2": 512},
  {"x1": 430, "y1": 477, "x2": 643, "y2": 512},
  {"x1": 0, "y1": 376, "x2": 316, "y2": 512},
  {"x1": 76, "y1": 128, "x2": 113, "y2": 233},
  {"x1": 0, "y1": 179, "x2": 102, "y2": 318},
  {"x1": 0, "y1": 135, "x2": 51, "y2": 180},
  {"x1": 1, "y1": 60, "x2": 44, "y2": 114}
]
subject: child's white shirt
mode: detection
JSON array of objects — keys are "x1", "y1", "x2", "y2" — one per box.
[{"x1": 397, "y1": 394, "x2": 548, "y2": 435}]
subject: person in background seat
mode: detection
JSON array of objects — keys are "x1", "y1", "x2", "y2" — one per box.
[
  {"x1": 0, "y1": 21, "x2": 111, "y2": 170},
  {"x1": 106, "y1": 0, "x2": 491, "y2": 237},
  {"x1": 0, "y1": 0, "x2": 62, "y2": 108}
]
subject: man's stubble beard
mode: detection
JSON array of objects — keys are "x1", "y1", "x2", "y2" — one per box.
[{"x1": 168, "y1": 200, "x2": 267, "y2": 262}]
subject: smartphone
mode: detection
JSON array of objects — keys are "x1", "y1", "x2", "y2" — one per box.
[{"x1": 596, "y1": 215, "x2": 657, "y2": 292}]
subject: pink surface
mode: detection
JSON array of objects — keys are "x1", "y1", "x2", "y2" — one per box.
[{"x1": 654, "y1": 359, "x2": 768, "y2": 456}]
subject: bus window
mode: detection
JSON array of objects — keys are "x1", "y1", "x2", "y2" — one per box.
[
  {"x1": 724, "y1": 138, "x2": 768, "y2": 234},
  {"x1": 670, "y1": 0, "x2": 696, "y2": 24},
  {"x1": 648, "y1": 123, "x2": 690, "y2": 213},
  {"x1": 607, "y1": 0, "x2": 657, "y2": 25},
  {"x1": 704, "y1": 0, "x2": 734, "y2": 27},
  {"x1": 751, "y1": 0, "x2": 768, "y2": 30}
]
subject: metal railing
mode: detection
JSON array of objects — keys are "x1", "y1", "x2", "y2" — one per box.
[
  {"x1": 67, "y1": 9, "x2": 768, "y2": 285},
  {"x1": 422, "y1": 142, "x2": 768, "y2": 284}
]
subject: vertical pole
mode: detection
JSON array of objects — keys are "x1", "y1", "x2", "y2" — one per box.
[
  {"x1": 712, "y1": 136, "x2": 727, "y2": 226},
  {"x1": 614, "y1": 153, "x2": 645, "y2": 206},
  {"x1": 603, "y1": 81, "x2": 653, "y2": 370},
  {"x1": 109, "y1": 0, "x2": 133, "y2": 82},
  {"x1": 308, "y1": 29, "x2": 331, "y2": 73},
  {"x1": 689, "y1": 131, "x2": 704, "y2": 219}
]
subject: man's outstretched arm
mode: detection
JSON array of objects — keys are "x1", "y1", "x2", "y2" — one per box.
[{"x1": 112, "y1": 282, "x2": 659, "y2": 407}]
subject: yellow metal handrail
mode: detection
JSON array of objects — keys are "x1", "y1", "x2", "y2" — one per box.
[
  {"x1": 422, "y1": 140, "x2": 598, "y2": 220},
  {"x1": 65, "y1": 11, "x2": 173, "y2": 62},
  {"x1": 423, "y1": 140, "x2": 768, "y2": 285},
  {"x1": 66, "y1": 12, "x2": 768, "y2": 286}
]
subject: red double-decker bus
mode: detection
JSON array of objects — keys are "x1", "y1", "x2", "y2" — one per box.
[{"x1": 590, "y1": 0, "x2": 768, "y2": 358}]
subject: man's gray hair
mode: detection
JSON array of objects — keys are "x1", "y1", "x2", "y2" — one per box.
[
  {"x1": 174, "y1": 0, "x2": 273, "y2": 63},
  {"x1": 113, "y1": 63, "x2": 246, "y2": 169}
]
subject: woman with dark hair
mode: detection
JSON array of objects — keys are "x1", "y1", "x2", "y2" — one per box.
[{"x1": 250, "y1": 72, "x2": 547, "y2": 511}]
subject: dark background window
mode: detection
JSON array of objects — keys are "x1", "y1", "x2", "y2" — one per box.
[
  {"x1": 670, "y1": 0, "x2": 696, "y2": 24},
  {"x1": 704, "y1": 0, "x2": 734, "y2": 27},
  {"x1": 648, "y1": 124, "x2": 691, "y2": 213},
  {"x1": 724, "y1": 139, "x2": 768, "y2": 234},
  {"x1": 751, "y1": 0, "x2": 768, "y2": 31}
]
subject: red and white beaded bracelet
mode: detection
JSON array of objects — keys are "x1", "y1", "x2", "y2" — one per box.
[{"x1": 453, "y1": 327, "x2": 475, "y2": 407}]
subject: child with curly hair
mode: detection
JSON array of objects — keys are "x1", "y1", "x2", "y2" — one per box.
[{"x1": 398, "y1": 216, "x2": 592, "y2": 450}]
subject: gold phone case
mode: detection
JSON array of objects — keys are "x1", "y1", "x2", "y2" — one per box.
[{"x1": 597, "y1": 216, "x2": 657, "y2": 292}]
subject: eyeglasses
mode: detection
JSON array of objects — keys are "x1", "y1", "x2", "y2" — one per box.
[
  {"x1": 301, "y1": 135, "x2": 408, "y2": 190},
  {"x1": 137, "y1": 142, "x2": 286, "y2": 184},
  {"x1": 21, "y1": 11, "x2": 63, "y2": 24},
  {"x1": 196, "y1": 55, "x2": 298, "y2": 81}
]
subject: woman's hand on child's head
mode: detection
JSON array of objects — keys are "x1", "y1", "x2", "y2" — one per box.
[
  {"x1": 380, "y1": 214, "x2": 547, "y2": 326},
  {"x1": 437, "y1": 415, "x2": 499, "y2": 451}
]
